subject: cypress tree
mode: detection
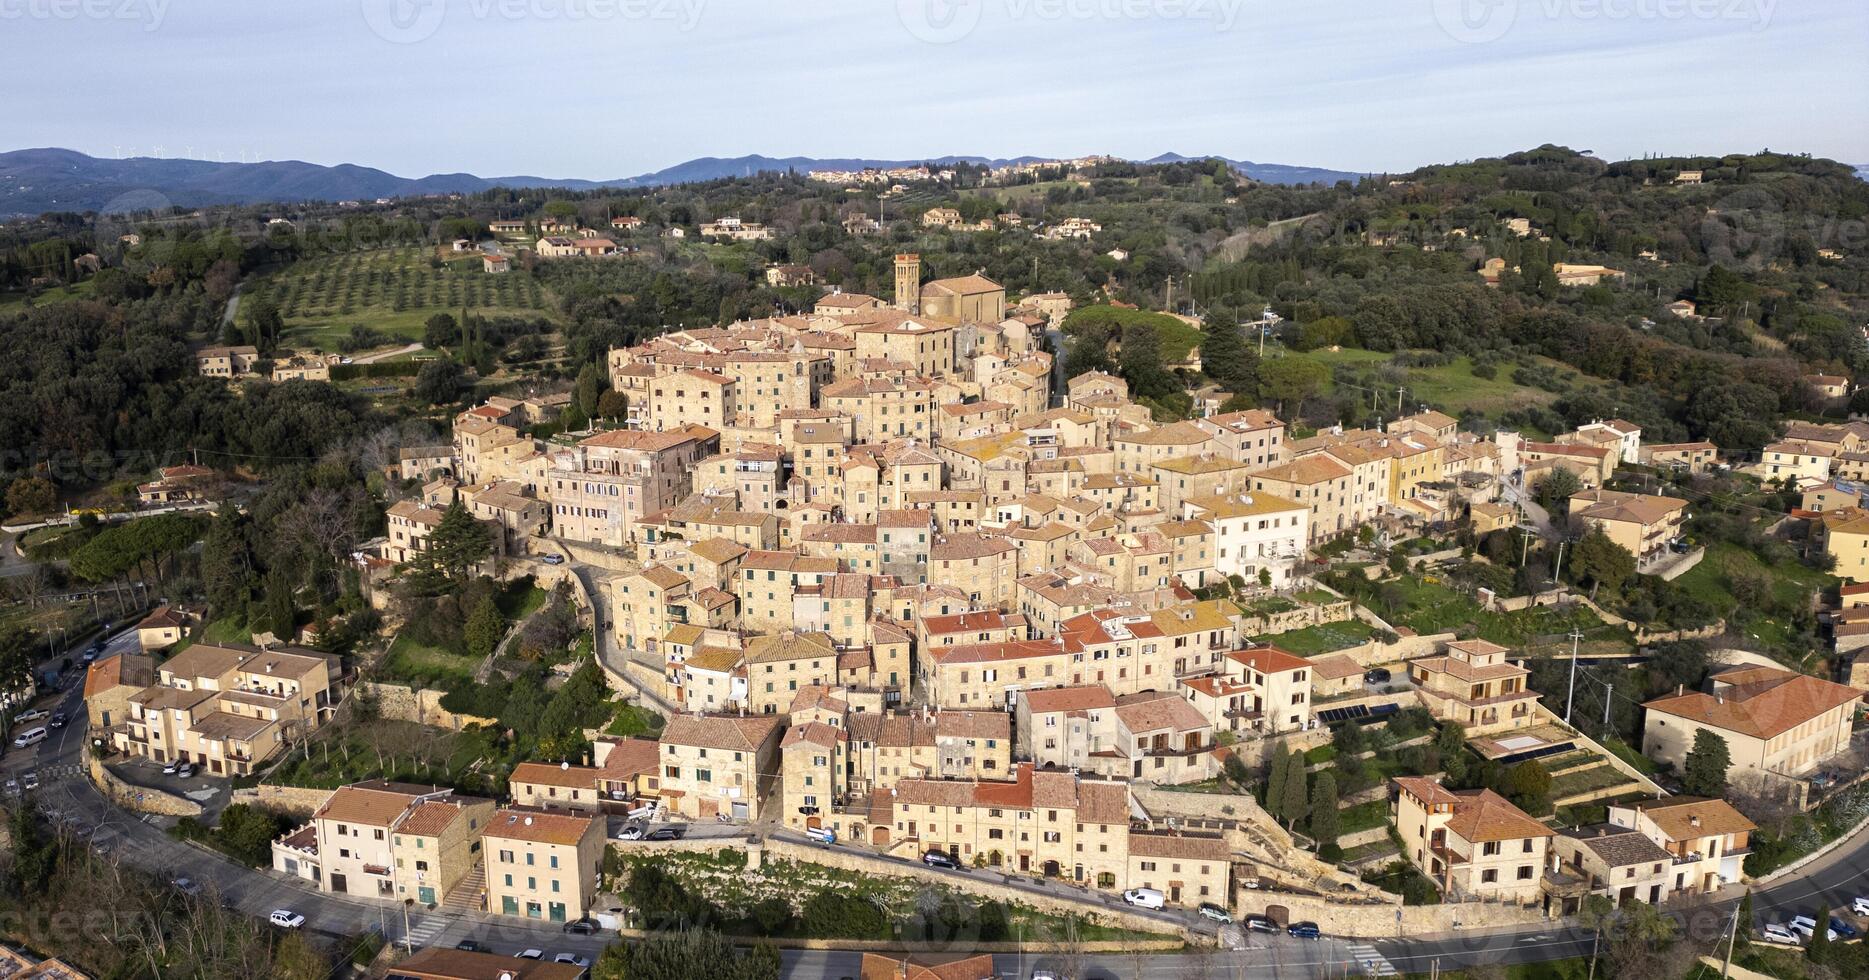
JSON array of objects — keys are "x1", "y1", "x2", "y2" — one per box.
[{"x1": 1281, "y1": 747, "x2": 1308, "y2": 831}]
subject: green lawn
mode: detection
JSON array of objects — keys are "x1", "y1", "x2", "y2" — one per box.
[
  {"x1": 1296, "y1": 588, "x2": 1340, "y2": 606},
  {"x1": 1338, "y1": 799, "x2": 1390, "y2": 834},
  {"x1": 1549, "y1": 764, "x2": 1637, "y2": 800},
  {"x1": 1257, "y1": 619, "x2": 1377, "y2": 655},
  {"x1": 243, "y1": 247, "x2": 554, "y2": 353},
  {"x1": 496, "y1": 580, "x2": 549, "y2": 620},
  {"x1": 1281, "y1": 349, "x2": 1578, "y2": 428},
  {"x1": 0, "y1": 280, "x2": 95, "y2": 310},
  {"x1": 381, "y1": 632, "x2": 480, "y2": 686},
  {"x1": 1600, "y1": 736, "x2": 1659, "y2": 776},
  {"x1": 1364, "y1": 575, "x2": 1611, "y2": 646},
  {"x1": 1673, "y1": 541, "x2": 1836, "y2": 655}
]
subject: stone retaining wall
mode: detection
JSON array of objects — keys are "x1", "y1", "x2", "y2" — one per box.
[
  {"x1": 1239, "y1": 890, "x2": 1544, "y2": 937},
  {"x1": 232, "y1": 784, "x2": 334, "y2": 819},
  {"x1": 1236, "y1": 600, "x2": 1355, "y2": 638},
  {"x1": 357, "y1": 681, "x2": 498, "y2": 731},
  {"x1": 758, "y1": 837, "x2": 1193, "y2": 939},
  {"x1": 90, "y1": 758, "x2": 202, "y2": 817}
]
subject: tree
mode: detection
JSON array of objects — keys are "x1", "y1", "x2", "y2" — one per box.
[
  {"x1": 423, "y1": 312, "x2": 459, "y2": 349},
  {"x1": 1683, "y1": 729, "x2": 1732, "y2": 797},
  {"x1": 464, "y1": 595, "x2": 506, "y2": 660},
  {"x1": 575, "y1": 362, "x2": 606, "y2": 419},
  {"x1": 1501, "y1": 759, "x2": 1553, "y2": 815},
  {"x1": 1533, "y1": 468, "x2": 1582, "y2": 508},
  {"x1": 414, "y1": 357, "x2": 469, "y2": 405},
  {"x1": 1265, "y1": 742, "x2": 1290, "y2": 818},
  {"x1": 4, "y1": 476, "x2": 55, "y2": 517},
  {"x1": 244, "y1": 294, "x2": 284, "y2": 353},
  {"x1": 1200, "y1": 317, "x2": 1257, "y2": 394},
  {"x1": 1807, "y1": 905, "x2": 1831, "y2": 964},
  {"x1": 1280, "y1": 745, "x2": 1308, "y2": 830},
  {"x1": 1258, "y1": 357, "x2": 1328, "y2": 416},
  {"x1": 1118, "y1": 321, "x2": 1177, "y2": 401},
  {"x1": 1309, "y1": 771, "x2": 1340, "y2": 853},
  {"x1": 1569, "y1": 527, "x2": 1636, "y2": 596},
  {"x1": 262, "y1": 566, "x2": 296, "y2": 639},
  {"x1": 592, "y1": 942, "x2": 628, "y2": 980},
  {"x1": 597, "y1": 389, "x2": 630, "y2": 421},
  {"x1": 417, "y1": 501, "x2": 492, "y2": 585}
]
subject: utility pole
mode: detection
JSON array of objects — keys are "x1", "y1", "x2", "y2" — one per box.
[
  {"x1": 1553, "y1": 538, "x2": 1569, "y2": 583},
  {"x1": 1603, "y1": 681, "x2": 1613, "y2": 728},
  {"x1": 1565, "y1": 628, "x2": 1584, "y2": 723},
  {"x1": 1518, "y1": 526, "x2": 1535, "y2": 568},
  {"x1": 1164, "y1": 276, "x2": 1174, "y2": 311},
  {"x1": 1721, "y1": 900, "x2": 1741, "y2": 978},
  {"x1": 1396, "y1": 387, "x2": 1406, "y2": 416}
]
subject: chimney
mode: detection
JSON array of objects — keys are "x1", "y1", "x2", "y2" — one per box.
[{"x1": 1690, "y1": 815, "x2": 1701, "y2": 828}]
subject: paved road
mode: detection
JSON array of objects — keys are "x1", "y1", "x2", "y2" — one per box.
[
  {"x1": 354, "y1": 342, "x2": 424, "y2": 364},
  {"x1": 17, "y1": 632, "x2": 1869, "y2": 977}
]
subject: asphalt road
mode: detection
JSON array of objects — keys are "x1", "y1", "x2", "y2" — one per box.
[{"x1": 12, "y1": 628, "x2": 1869, "y2": 977}]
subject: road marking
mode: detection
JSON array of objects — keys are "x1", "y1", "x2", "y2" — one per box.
[{"x1": 1344, "y1": 942, "x2": 1398, "y2": 976}]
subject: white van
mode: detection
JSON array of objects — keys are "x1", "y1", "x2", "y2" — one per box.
[
  {"x1": 1122, "y1": 888, "x2": 1166, "y2": 910},
  {"x1": 806, "y1": 826, "x2": 837, "y2": 845},
  {"x1": 11, "y1": 727, "x2": 47, "y2": 748}
]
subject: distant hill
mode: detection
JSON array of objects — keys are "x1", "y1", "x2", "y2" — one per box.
[
  {"x1": 0, "y1": 148, "x2": 1360, "y2": 217},
  {"x1": 1144, "y1": 152, "x2": 1364, "y2": 186}
]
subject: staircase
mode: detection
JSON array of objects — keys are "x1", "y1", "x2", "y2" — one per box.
[{"x1": 442, "y1": 861, "x2": 487, "y2": 914}]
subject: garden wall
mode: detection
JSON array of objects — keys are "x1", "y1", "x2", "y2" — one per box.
[
  {"x1": 231, "y1": 784, "x2": 334, "y2": 819},
  {"x1": 1236, "y1": 600, "x2": 1354, "y2": 637},
  {"x1": 357, "y1": 681, "x2": 498, "y2": 731}
]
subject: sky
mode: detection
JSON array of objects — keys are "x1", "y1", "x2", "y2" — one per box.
[{"x1": 6, "y1": 0, "x2": 1867, "y2": 178}]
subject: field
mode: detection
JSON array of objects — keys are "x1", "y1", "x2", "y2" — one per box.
[
  {"x1": 244, "y1": 247, "x2": 554, "y2": 352},
  {"x1": 1256, "y1": 619, "x2": 1376, "y2": 655},
  {"x1": 0, "y1": 279, "x2": 94, "y2": 310},
  {"x1": 261, "y1": 718, "x2": 494, "y2": 790},
  {"x1": 1279, "y1": 348, "x2": 1573, "y2": 424},
  {"x1": 1673, "y1": 541, "x2": 1836, "y2": 655}
]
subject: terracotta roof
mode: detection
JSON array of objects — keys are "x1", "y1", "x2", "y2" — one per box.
[
  {"x1": 1441, "y1": 788, "x2": 1553, "y2": 843},
  {"x1": 596, "y1": 737, "x2": 662, "y2": 780},
  {"x1": 390, "y1": 947, "x2": 585, "y2": 980},
  {"x1": 1128, "y1": 832, "x2": 1229, "y2": 860},
  {"x1": 316, "y1": 784, "x2": 430, "y2": 827},
  {"x1": 511, "y1": 761, "x2": 600, "y2": 790},
  {"x1": 1113, "y1": 691, "x2": 1209, "y2": 734},
  {"x1": 1622, "y1": 797, "x2": 1756, "y2": 841},
  {"x1": 781, "y1": 721, "x2": 847, "y2": 749},
  {"x1": 661, "y1": 713, "x2": 783, "y2": 751},
  {"x1": 1021, "y1": 684, "x2": 1115, "y2": 714},
  {"x1": 397, "y1": 798, "x2": 489, "y2": 837},
  {"x1": 84, "y1": 652, "x2": 153, "y2": 697},
  {"x1": 1229, "y1": 645, "x2": 1313, "y2": 675},
  {"x1": 483, "y1": 808, "x2": 597, "y2": 847},
  {"x1": 1310, "y1": 654, "x2": 1364, "y2": 680},
  {"x1": 1642, "y1": 666, "x2": 1862, "y2": 739},
  {"x1": 1560, "y1": 824, "x2": 1672, "y2": 868}
]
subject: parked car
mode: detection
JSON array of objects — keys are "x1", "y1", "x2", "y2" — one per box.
[
  {"x1": 1243, "y1": 914, "x2": 1279, "y2": 933},
  {"x1": 21, "y1": 771, "x2": 39, "y2": 791},
  {"x1": 1758, "y1": 924, "x2": 1800, "y2": 946},
  {"x1": 171, "y1": 877, "x2": 201, "y2": 896},
  {"x1": 268, "y1": 910, "x2": 305, "y2": 929},
  {"x1": 1830, "y1": 916, "x2": 1858, "y2": 940},
  {"x1": 563, "y1": 919, "x2": 597, "y2": 935},
  {"x1": 175, "y1": 762, "x2": 195, "y2": 778},
  {"x1": 1789, "y1": 916, "x2": 1835, "y2": 942},
  {"x1": 615, "y1": 824, "x2": 646, "y2": 841},
  {"x1": 1287, "y1": 921, "x2": 1322, "y2": 940},
  {"x1": 514, "y1": 949, "x2": 544, "y2": 960},
  {"x1": 1853, "y1": 896, "x2": 1869, "y2": 918},
  {"x1": 14, "y1": 709, "x2": 48, "y2": 724},
  {"x1": 539, "y1": 553, "x2": 565, "y2": 565},
  {"x1": 1197, "y1": 902, "x2": 1232, "y2": 923},
  {"x1": 3, "y1": 779, "x2": 17, "y2": 795},
  {"x1": 645, "y1": 826, "x2": 685, "y2": 841},
  {"x1": 12, "y1": 727, "x2": 47, "y2": 748},
  {"x1": 161, "y1": 761, "x2": 180, "y2": 775},
  {"x1": 1364, "y1": 668, "x2": 1392, "y2": 685},
  {"x1": 455, "y1": 940, "x2": 484, "y2": 952},
  {"x1": 1122, "y1": 888, "x2": 1165, "y2": 910},
  {"x1": 554, "y1": 953, "x2": 592, "y2": 968},
  {"x1": 921, "y1": 850, "x2": 959, "y2": 870}
]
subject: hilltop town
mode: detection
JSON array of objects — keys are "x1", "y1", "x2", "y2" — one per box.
[{"x1": 4, "y1": 145, "x2": 1869, "y2": 980}]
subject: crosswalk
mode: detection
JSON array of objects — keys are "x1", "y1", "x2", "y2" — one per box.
[
  {"x1": 400, "y1": 913, "x2": 449, "y2": 950},
  {"x1": 1345, "y1": 942, "x2": 1399, "y2": 977}
]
